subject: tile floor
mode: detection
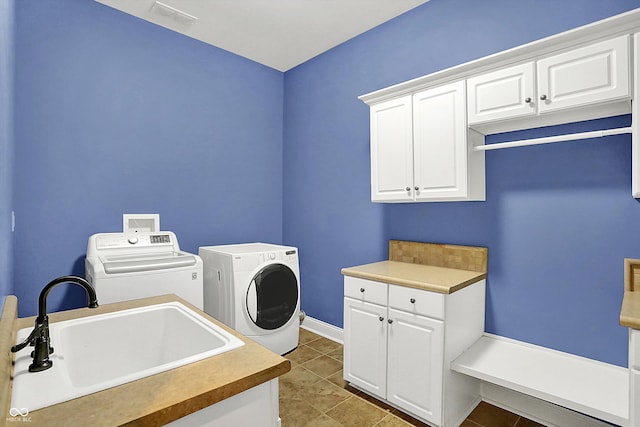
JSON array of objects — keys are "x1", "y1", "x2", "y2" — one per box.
[{"x1": 280, "y1": 328, "x2": 544, "y2": 427}]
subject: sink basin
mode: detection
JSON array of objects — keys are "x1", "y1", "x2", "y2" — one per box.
[{"x1": 11, "y1": 301, "x2": 244, "y2": 411}]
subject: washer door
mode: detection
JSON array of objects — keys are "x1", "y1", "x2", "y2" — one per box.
[{"x1": 246, "y1": 263, "x2": 298, "y2": 330}]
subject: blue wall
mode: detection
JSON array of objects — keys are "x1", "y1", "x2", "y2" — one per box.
[
  {"x1": 283, "y1": 0, "x2": 639, "y2": 367},
  {"x1": 7, "y1": 0, "x2": 640, "y2": 367},
  {"x1": 13, "y1": 0, "x2": 284, "y2": 316},
  {"x1": 0, "y1": 0, "x2": 14, "y2": 307}
]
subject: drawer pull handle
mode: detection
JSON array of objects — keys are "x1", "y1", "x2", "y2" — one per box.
[
  {"x1": 410, "y1": 298, "x2": 416, "y2": 303},
  {"x1": 360, "y1": 288, "x2": 365, "y2": 293},
  {"x1": 379, "y1": 316, "x2": 384, "y2": 322},
  {"x1": 388, "y1": 319, "x2": 393, "y2": 324}
]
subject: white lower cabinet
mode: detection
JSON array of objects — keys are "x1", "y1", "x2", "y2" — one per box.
[
  {"x1": 343, "y1": 276, "x2": 485, "y2": 427},
  {"x1": 387, "y1": 308, "x2": 444, "y2": 422},
  {"x1": 343, "y1": 297, "x2": 388, "y2": 397},
  {"x1": 167, "y1": 379, "x2": 280, "y2": 427}
]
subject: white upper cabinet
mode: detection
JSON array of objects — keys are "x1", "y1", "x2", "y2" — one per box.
[
  {"x1": 370, "y1": 95, "x2": 414, "y2": 202},
  {"x1": 537, "y1": 35, "x2": 630, "y2": 113},
  {"x1": 369, "y1": 81, "x2": 485, "y2": 203},
  {"x1": 413, "y1": 82, "x2": 470, "y2": 200},
  {"x1": 361, "y1": 9, "x2": 639, "y2": 199},
  {"x1": 467, "y1": 35, "x2": 631, "y2": 131},
  {"x1": 467, "y1": 62, "x2": 536, "y2": 124}
]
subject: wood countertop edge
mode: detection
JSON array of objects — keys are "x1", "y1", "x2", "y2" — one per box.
[
  {"x1": 8, "y1": 294, "x2": 291, "y2": 427},
  {"x1": 340, "y1": 263, "x2": 487, "y2": 294},
  {"x1": 620, "y1": 291, "x2": 640, "y2": 330}
]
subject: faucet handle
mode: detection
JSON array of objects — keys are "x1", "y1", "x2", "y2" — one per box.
[{"x1": 11, "y1": 325, "x2": 40, "y2": 353}]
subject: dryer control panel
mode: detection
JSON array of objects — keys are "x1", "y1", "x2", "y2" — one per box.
[{"x1": 260, "y1": 249, "x2": 297, "y2": 263}]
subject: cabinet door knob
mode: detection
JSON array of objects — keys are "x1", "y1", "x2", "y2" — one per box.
[
  {"x1": 388, "y1": 319, "x2": 393, "y2": 324},
  {"x1": 405, "y1": 187, "x2": 411, "y2": 192},
  {"x1": 379, "y1": 316, "x2": 384, "y2": 322},
  {"x1": 540, "y1": 94, "x2": 547, "y2": 100},
  {"x1": 414, "y1": 186, "x2": 419, "y2": 191},
  {"x1": 524, "y1": 97, "x2": 532, "y2": 103},
  {"x1": 410, "y1": 298, "x2": 416, "y2": 303},
  {"x1": 360, "y1": 287, "x2": 365, "y2": 293}
]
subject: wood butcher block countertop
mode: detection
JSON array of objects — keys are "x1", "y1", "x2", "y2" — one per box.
[
  {"x1": 0, "y1": 294, "x2": 291, "y2": 427},
  {"x1": 341, "y1": 241, "x2": 488, "y2": 294},
  {"x1": 341, "y1": 261, "x2": 486, "y2": 293},
  {"x1": 621, "y1": 259, "x2": 640, "y2": 329}
]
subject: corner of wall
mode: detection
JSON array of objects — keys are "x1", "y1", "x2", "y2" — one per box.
[{"x1": 0, "y1": 0, "x2": 15, "y2": 299}]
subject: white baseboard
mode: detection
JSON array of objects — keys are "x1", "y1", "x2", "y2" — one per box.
[
  {"x1": 481, "y1": 382, "x2": 612, "y2": 427},
  {"x1": 300, "y1": 315, "x2": 343, "y2": 344}
]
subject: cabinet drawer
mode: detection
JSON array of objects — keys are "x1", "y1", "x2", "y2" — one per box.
[
  {"x1": 389, "y1": 284, "x2": 444, "y2": 320},
  {"x1": 344, "y1": 276, "x2": 387, "y2": 305}
]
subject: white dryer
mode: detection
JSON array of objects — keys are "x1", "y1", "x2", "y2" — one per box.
[
  {"x1": 199, "y1": 243, "x2": 300, "y2": 355},
  {"x1": 85, "y1": 231, "x2": 203, "y2": 309}
]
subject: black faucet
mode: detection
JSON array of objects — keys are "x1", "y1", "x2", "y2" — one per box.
[{"x1": 11, "y1": 275, "x2": 99, "y2": 372}]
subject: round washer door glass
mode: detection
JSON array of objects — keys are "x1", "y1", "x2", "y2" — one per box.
[{"x1": 246, "y1": 263, "x2": 299, "y2": 330}]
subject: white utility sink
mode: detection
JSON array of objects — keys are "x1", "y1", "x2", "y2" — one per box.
[{"x1": 11, "y1": 301, "x2": 244, "y2": 411}]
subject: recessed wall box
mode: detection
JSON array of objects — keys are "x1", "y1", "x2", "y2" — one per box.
[{"x1": 123, "y1": 214, "x2": 160, "y2": 233}]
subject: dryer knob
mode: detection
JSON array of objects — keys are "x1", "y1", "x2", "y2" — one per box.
[{"x1": 128, "y1": 237, "x2": 139, "y2": 244}]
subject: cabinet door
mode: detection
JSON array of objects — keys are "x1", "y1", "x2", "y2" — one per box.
[
  {"x1": 537, "y1": 35, "x2": 630, "y2": 113},
  {"x1": 413, "y1": 81, "x2": 468, "y2": 200},
  {"x1": 467, "y1": 62, "x2": 536, "y2": 124},
  {"x1": 343, "y1": 297, "x2": 388, "y2": 398},
  {"x1": 386, "y1": 308, "x2": 444, "y2": 425},
  {"x1": 370, "y1": 95, "x2": 414, "y2": 202}
]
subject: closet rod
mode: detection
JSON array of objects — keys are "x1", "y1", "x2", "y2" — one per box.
[{"x1": 473, "y1": 126, "x2": 632, "y2": 152}]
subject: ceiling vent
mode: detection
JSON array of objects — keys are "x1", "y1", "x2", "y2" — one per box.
[{"x1": 149, "y1": 1, "x2": 198, "y2": 27}]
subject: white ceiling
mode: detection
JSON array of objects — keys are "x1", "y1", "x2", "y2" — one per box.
[{"x1": 95, "y1": 0, "x2": 430, "y2": 71}]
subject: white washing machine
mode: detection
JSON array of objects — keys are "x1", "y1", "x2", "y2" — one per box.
[
  {"x1": 199, "y1": 243, "x2": 300, "y2": 355},
  {"x1": 85, "y1": 231, "x2": 203, "y2": 309}
]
